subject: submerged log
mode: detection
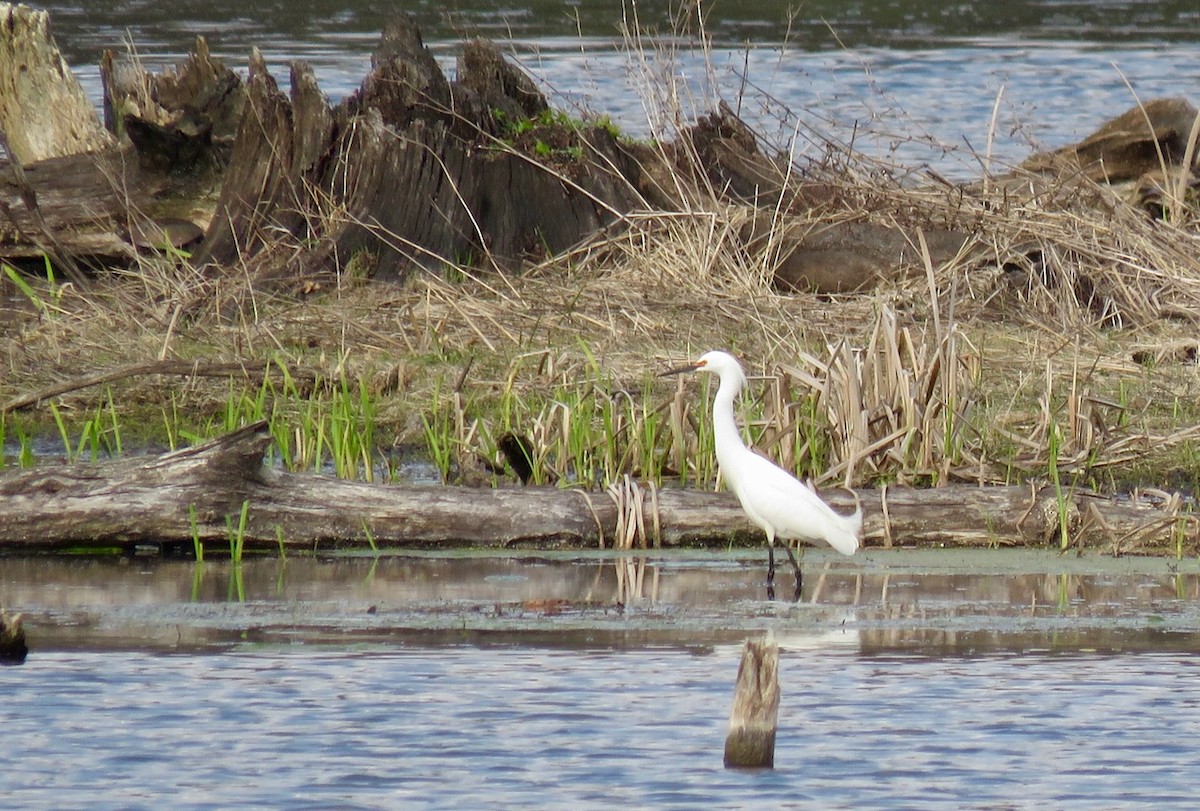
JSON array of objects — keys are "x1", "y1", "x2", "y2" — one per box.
[{"x1": 0, "y1": 421, "x2": 1191, "y2": 553}]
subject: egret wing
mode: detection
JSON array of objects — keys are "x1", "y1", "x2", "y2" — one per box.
[{"x1": 730, "y1": 451, "x2": 858, "y2": 554}]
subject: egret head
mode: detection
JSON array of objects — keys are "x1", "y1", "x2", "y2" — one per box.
[{"x1": 660, "y1": 350, "x2": 746, "y2": 389}]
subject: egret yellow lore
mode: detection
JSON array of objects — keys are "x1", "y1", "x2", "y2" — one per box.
[{"x1": 661, "y1": 350, "x2": 862, "y2": 599}]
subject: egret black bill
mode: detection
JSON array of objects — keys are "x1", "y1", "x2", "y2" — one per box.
[{"x1": 659, "y1": 359, "x2": 707, "y2": 377}]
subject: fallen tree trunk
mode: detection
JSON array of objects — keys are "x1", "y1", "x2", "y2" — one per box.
[{"x1": 0, "y1": 421, "x2": 1190, "y2": 554}]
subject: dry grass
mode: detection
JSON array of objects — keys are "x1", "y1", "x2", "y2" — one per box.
[
  {"x1": 5, "y1": 28, "x2": 1200, "y2": 499},
  {"x1": 5, "y1": 172, "x2": 1200, "y2": 495}
]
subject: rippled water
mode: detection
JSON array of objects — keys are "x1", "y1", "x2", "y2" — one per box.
[
  {"x1": 3, "y1": 551, "x2": 1200, "y2": 808},
  {"x1": 5, "y1": 645, "x2": 1200, "y2": 809},
  {"x1": 28, "y1": 1, "x2": 1200, "y2": 175}
]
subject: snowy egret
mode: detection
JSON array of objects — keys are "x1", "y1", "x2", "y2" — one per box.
[{"x1": 661, "y1": 350, "x2": 862, "y2": 599}]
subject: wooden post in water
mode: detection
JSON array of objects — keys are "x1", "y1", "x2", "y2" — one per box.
[
  {"x1": 723, "y1": 637, "x2": 780, "y2": 769},
  {"x1": 0, "y1": 610, "x2": 27, "y2": 665}
]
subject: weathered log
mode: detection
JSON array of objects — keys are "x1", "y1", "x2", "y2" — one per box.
[
  {"x1": 0, "y1": 145, "x2": 138, "y2": 265},
  {"x1": 724, "y1": 637, "x2": 780, "y2": 769},
  {"x1": 0, "y1": 421, "x2": 1190, "y2": 553},
  {"x1": 0, "y1": 5, "x2": 121, "y2": 278},
  {"x1": 0, "y1": 3, "x2": 113, "y2": 163},
  {"x1": 0, "y1": 12, "x2": 662, "y2": 276}
]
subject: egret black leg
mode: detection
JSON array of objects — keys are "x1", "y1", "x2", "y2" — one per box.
[
  {"x1": 766, "y1": 545, "x2": 776, "y2": 601},
  {"x1": 783, "y1": 544, "x2": 803, "y2": 602}
]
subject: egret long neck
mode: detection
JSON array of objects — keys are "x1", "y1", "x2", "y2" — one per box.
[{"x1": 712, "y1": 370, "x2": 748, "y2": 483}]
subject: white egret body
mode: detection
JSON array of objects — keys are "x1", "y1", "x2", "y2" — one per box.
[{"x1": 663, "y1": 350, "x2": 861, "y2": 596}]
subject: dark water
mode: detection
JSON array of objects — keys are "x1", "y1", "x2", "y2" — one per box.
[
  {"x1": 28, "y1": 0, "x2": 1200, "y2": 174},
  {"x1": 4, "y1": 550, "x2": 1200, "y2": 807}
]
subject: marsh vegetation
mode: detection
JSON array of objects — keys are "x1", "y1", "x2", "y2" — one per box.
[{"x1": 2, "y1": 9, "x2": 1200, "y2": 554}]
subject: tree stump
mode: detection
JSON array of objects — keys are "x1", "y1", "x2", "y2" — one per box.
[
  {"x1": 0, "y1": 3, "x2": 113, "y2": 163},
  {"x1": 192, "y1": 16, "x2": 652, "y2": 285},
  {"x1": 0, "y1": 610, "x2": 27, "y2": 665},
  {"x1": 724, "y1": 637, "x2": 780, "y2": 768},
  {"x1": 0, "y1": 11, "x2": 857, "y2": 282},
  {"x1": 0, "y1": 11, "x2": 242, "y2": 268},
  {"x1": 101, "y1": 35, "x2": 244, "y2": 179}
]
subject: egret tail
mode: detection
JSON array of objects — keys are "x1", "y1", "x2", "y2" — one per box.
[{"x1": 823, "y1": 492, "x2": 863, "y2": 556}]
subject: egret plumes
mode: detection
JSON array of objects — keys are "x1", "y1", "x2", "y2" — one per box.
[{"x1": 661, "y1": 350, "x2": 862, "y2": 599}]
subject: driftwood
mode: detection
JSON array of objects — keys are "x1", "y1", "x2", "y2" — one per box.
[{"x1": 0, "y1": 421, "x2": 1189, "y2": 553}]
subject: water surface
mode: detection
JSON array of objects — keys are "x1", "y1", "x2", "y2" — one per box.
[
  {"x1": 5, "y1": 646, "x2": 1199, "y2": 809},
  {"x1": 28, "y1": 0, "x2": 1200, "y2": 174},
  {"x1": 4, "y1": 550, "x2": 1200, "y2": 808}
]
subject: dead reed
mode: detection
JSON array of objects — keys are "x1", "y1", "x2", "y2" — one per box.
[{"x1": 4, "y1": 19, "x2": 1200, "y2": 506}]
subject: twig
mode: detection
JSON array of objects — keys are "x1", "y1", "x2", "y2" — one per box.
[{"x1": 2, "y1": 359, "x2": 316, "y2": 413}]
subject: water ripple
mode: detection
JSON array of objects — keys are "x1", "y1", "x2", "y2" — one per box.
[{"x1": 2, "y1": 647, "x2": 1200, "y2": 808}]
